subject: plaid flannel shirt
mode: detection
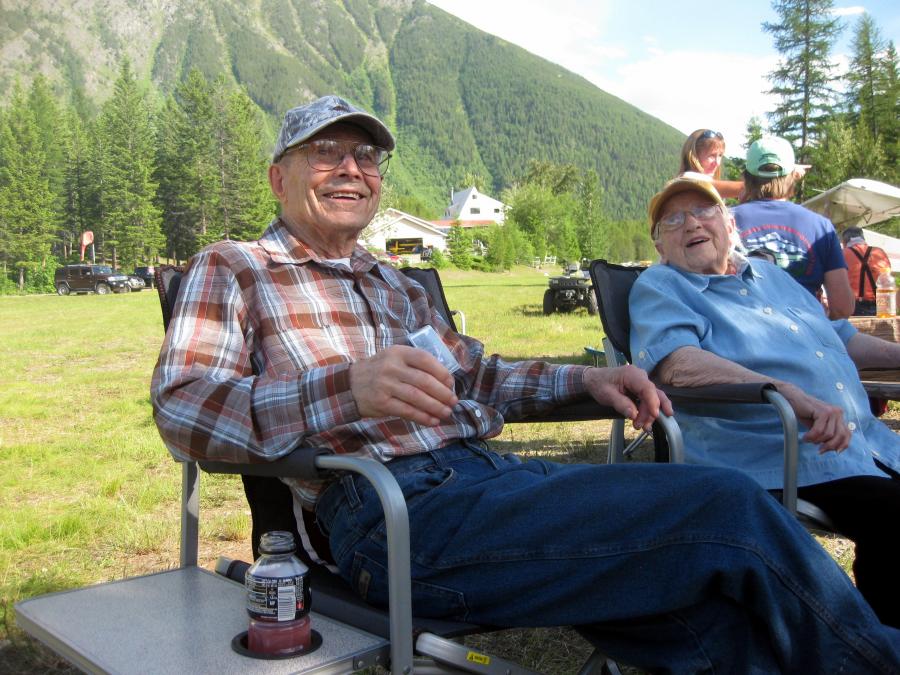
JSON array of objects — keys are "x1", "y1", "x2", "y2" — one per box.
[{"x1": 151, "y1": 218, "x2": 587, "y2": 506}]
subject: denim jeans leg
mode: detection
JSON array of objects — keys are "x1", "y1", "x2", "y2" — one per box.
[{"x1": 316, "y1": 445, "x2": 900, "y2": 673}]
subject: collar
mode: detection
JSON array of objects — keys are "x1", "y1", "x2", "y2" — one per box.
[
  {"x1": 258, "y1": 217, "x2": 378, "y2": 274},
  {"x1": 663, "y1": 250, "x2": 760, "y2": 290}
]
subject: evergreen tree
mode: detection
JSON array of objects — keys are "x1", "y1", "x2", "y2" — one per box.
[
  {"x1": 28, "y1": 75, "x2": 67, "y2": 249},
  {"x1": 446, "y1": 224, "x2": 473, "y2": 269},
  {"x1": 60, "y1": 107, "x2": 93, "y2": 262},
  {"x1": 744, "y1": 116, "x2": 766, "y2": 149},
  {"x1": 845, "y1": 14, "x2": 885, "y2": 133},
  {"x1": 96, "y1": 60, "x2": 164, "y2": 269},
  {"x1": 0, "y1": 85, "x2": 55, "y2": 290},
  {"x1": 216, "y1": 85, "x2": 275, "y2": 242},
  {"x1": 763, "y1": 0, "x2": 843, "y2": 166}
]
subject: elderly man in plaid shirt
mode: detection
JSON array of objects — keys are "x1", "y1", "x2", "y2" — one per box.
[{"x1": 152, "y1": 96, "x2": 900, "y2": 673}]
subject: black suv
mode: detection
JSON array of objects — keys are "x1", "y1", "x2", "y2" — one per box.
[
  {"x1": 133, "y1": 265, "x2": 156, "y2": 288},
  {"x1": 54, "y1": 265, "x2": 132, "y2": 295}
]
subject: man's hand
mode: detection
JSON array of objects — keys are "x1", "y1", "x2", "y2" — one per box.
[
  {"x1": 777, "y1": 383, "x2": 851, "y2": 453},
  {"x1": 350, "y1": 346, "x2": 458, "y2": 426},
  {"x1": 583, "y1": 365, "x2": 673, "y2": 432}
]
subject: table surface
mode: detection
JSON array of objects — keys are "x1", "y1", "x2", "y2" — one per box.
[
  {"x1": 15, "y1": 567, "x2": 389, "y2": 674},
  {"x1": 850, "y1": 315, "x2": 900, "y2": 343}
]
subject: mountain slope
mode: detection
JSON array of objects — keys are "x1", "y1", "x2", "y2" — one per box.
[{"x1": 0, "y1": 0, "x2": 684, "y2": 218}]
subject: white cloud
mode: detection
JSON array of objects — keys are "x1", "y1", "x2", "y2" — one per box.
[
  {"x1": 831, "y1": 5, "x2": 867, "y2": 17},
  {"x1": 584, "y1": 49, "x2": 781, "y2": 151}
]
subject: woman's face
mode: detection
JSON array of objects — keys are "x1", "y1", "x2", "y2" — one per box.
[{"x1": 696, "y1": 146, "x2": 724, "y2": 175}]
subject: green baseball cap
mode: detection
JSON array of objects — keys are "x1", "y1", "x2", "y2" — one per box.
[{"x1": 746, "y1": 136, "x2": 795, "y2": 178}]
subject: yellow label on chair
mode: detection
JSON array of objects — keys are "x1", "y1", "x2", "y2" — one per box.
[{"x1": 466, "y1": 651, "x2": 491, "y2": 665}]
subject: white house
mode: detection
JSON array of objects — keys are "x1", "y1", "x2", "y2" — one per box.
[
  {"x1": 363, "y1": 208, "x2": 448, "y2": 255},
  {"x1": 443, "y1": 187, "x2": 506, "y2": 224}
]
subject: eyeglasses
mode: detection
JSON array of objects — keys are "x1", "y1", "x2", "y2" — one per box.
[
  {"x1": 290, "y1": 139, "x2": 391, "y2": 177},
  {"x1": 654, "y1": 204, "x2": 722, "y2": 237},
  {"x1": 698, "y1": 130, "x2": 724, "y2": 140}
]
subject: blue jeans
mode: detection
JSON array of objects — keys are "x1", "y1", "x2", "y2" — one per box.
[{"x1": 315, "y1": 442, "x2": 900, "y2": 673}]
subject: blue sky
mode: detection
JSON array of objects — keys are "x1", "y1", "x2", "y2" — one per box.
[{"x1": 428, "y1": 1, "x2": 900, "y2": 152}]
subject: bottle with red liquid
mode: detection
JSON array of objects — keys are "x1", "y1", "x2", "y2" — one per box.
[{"x1": 245, "y1": 531, "x2": 312, "y2": 655}]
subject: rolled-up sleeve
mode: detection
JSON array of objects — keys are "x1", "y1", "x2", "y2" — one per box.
[{"x1": 629, "y1": 268, "x2": 707, "y2": 374}]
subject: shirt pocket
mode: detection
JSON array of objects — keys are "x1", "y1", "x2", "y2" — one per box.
[{"x1": 784, "y1": 307, "x2": 844, "y2": 351}]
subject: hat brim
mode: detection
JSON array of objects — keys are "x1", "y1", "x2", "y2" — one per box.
[
  {"x1": 648, "y1": 178, "x2": 727, "y2": 232},
  {"x1": 277, "y1": 111, "x2": 395, "y2": 161}
]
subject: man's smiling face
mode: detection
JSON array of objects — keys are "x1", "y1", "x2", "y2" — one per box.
[
  {"x1": 654, "y1": 191, "x2": 734, "y2": 275},
  {"x1": 273, "y1": 122, "x2": 381, "y2": 246}
]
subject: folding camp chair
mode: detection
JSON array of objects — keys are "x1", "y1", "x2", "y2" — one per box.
[
  {"x1": 16, "y1": 263, "x2": 681, "y2": 674},
  {"x1": 588, "y1": 259, "x2": 834, "y2": 530}
]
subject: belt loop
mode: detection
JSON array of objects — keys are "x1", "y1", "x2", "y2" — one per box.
[
  {"x1": 340, "y1": 473, "x2": 362, "y2": 512},
  {"x1": 462, "y1": 439, "x2": 500, "y2": 469}
]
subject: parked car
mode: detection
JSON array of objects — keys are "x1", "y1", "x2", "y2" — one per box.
[
  {"x1": 54, "y1": 264, "x2": 132, "y2": 295},
  {"x1": 133, "y1": 265, "x2": 156, "y2": 288},
  {"x1": 127, "y1": 275, "x2": 146, "y2": 291}
]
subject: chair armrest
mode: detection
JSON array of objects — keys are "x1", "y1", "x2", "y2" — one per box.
[
  {"x1": 511, "y1": 397, "x2": 620, "y2": 424},
  {"x1": 198, "y1": 447, "x2": 332, "y2": 480},
  {"x1": 662, "y1": 382, "x2": 777, "y2": 403}
]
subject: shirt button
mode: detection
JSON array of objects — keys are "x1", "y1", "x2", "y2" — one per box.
[
  {"x1": 815, "y1": 350, "x2": 824, "y2": 358},
  {"x1": 474, "y1": 409, "x2": 482, "y2": 418},
  {"x1": 739, "y1": 289, "x2": 748, "y2": 296},
  {"x1": 638, "y1": 350, "x2": 647, "y2": 360},
  {"x1": 848, "y1": 422, "x2": 857, "y2": 431},
  {"x1": 763, "y1": 307, "x2": 773, "y2": 314},
  {"x1": 836, "y1": 382, "x2": 844, "y2": 391},
  {"x1": 789, "y1": 324, "x2": 799, "y2": 332},
  {"x1": 379, "y1": 323, "x2": 386, "y2": 332}
]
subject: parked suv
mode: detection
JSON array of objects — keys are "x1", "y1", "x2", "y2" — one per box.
[
  {"x1": 133, "y1": 265, "x2": 156, "y2": 288},
  {"x1": 54, "y1": 265, "x2": 132, "y2": 295}
]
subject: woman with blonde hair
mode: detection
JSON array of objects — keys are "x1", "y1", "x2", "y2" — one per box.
[{"x1": 677, "y1": 128, "x2": 744, "y2": 199}]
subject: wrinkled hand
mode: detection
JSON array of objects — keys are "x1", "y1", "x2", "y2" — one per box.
[
  {"x1": 583, "y1": 365, "x2": 673, "y2": 432},
  {"x1": 779, "y1": 383, "x2": 850, "y2": 453},
  {"x1": 350, "y1": 346, "x2": 458, "y2": 426}
]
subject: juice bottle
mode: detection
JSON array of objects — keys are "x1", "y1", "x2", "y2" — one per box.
[
  {"x1": 245, "y1": 531, "x2": 312, "y2": 654},
  {"x1": 875, "y1": 272, "x2": 896, "y2": 318}
]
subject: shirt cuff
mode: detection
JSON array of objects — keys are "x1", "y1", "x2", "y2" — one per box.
[{"x1": 299, "y1": 363, "x2": 361, "y2": 432}]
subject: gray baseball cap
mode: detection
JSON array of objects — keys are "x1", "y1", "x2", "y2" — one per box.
[{"x1": 272, "y1": 95, "x2": 395, "y2": 163}]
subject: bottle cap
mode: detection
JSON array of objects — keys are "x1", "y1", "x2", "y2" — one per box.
[{"x1": 259, "y1": 531, "x2": 297, "y2": 554}]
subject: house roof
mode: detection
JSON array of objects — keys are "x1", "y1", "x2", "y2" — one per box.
[
  {"x1": 430, "y1": 219, "x2": 497, "y2": 229},
  {"x1": 368, "y1": 208, "x2": 447, "y2": 237}
]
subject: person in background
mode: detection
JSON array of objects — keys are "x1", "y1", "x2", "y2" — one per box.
[
  {"x1": 630, "y1": 175, "x2": 900, "y2": 628},
  {"x1": 152, "y1": 96, "x2": 900, "y2": 673},
  {"x1": 733, "y1": 136, "x2": 854, "y2": 319},
  {"x1": 677, "y1": 128, "x2": 744, "y2": 199},
  {"x1": 843, "y1": 226, "x2": 892, "y2": 317}
]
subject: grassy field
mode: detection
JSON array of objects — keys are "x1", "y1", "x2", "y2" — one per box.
[{"x1": 0, "y1": 265, "x2": 859, "y2": 673}]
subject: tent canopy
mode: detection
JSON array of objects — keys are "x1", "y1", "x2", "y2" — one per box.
[{"x1": 802, "y1": 178, "x2": 900, "y2": 229}]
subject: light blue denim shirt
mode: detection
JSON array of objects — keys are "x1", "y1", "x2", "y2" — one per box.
[{"x1": 629, "y1": 255, "x2": 900, "y2": 489}]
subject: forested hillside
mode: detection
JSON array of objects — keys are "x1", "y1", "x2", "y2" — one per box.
[{"x1": 0, "y1": 0, "x2": 684, "y2": 219}]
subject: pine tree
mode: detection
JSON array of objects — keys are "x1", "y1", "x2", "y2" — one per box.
[
  {"x1": 216, "y1": 85, "x2": 275, "y2": 242},
  {"x1": 763, "y1": 0, "x2": 843, "y2": 166},
  {"x1": 28, "y1": 76, "x2": 67, "y2": 250},
  {"x1": 96, "y1": 60, "x2": 164, "y2": 270},
  {"x1": 60, "y1": 107, "x2": 93, "y2": 262},
  {"x1": 0, "y1": 85, "x2": 55, "y2": 290},
  {"x1": 446, "y1": 225, "x2": 473, "y2": 270},
  {"x1": 845, "y1": 14, "x2": 885, "y2": 132}
]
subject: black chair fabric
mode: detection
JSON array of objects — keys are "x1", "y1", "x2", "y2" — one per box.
[{"x1": 400, "y1": 266, "x2": 459, "y2": 332}]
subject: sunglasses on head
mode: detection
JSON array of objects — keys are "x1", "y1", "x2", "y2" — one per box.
[{"x1": 699, "y1": 130, "x2": 724, "y2": 140}]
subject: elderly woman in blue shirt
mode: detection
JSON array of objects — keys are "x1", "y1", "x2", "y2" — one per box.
[{"x1": 630, "y1": 175, "x2": 900, "y2": 628}]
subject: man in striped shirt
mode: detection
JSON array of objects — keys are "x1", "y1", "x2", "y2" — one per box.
[{"x1": 151, "y1": 96, "x2": 900, "y2": 672}]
